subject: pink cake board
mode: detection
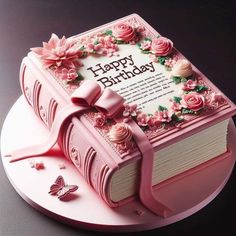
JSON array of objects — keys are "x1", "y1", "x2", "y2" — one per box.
[{"x1": 1, "y1": 96, "x2": 236, "y2": 232}]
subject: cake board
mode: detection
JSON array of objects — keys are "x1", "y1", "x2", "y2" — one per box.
[{"x1": 1, "y1": 96, "x2": 235, "y2": 232}]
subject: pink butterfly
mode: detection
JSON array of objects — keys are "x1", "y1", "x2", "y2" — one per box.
[{"x1": 49, "y1": 176, "x2": 78, "y2": 200}]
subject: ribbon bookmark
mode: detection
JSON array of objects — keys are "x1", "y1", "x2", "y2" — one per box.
[
  {"x1": 129, "y1": 120, "x2": 172, "y2": 218},
  {"x1": 6, "y1": 104, "x2": 88, "y2": 162},
  {"x1": 5, "y1": 80, "x2": 124, "y2": 162}
]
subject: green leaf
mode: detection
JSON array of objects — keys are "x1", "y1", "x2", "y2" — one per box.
[
  {"x1": 186, "y1": 75, "x2": 195, "y2": 81},
  {"x1": 94, "y1": 40, "x2": 99, "y2": 45},
  {"x1": 173, "y1": 96, "x2": 182, "y2": 104},
  {"x1": 158, "y1": 56, "x2": 167, "y2": 65},
  {"x1": 171, "y1": 113, "x2": 184, "y2": 122},
  {"x1": 76, "y1": 72, "x2": 84, "y2": 81},
  {"x1": 181, "y1": 77, "x2": 187, "y2": 83},
  {"x1": 137, "y1": 42, "x2": 141, "y2": 47},
  {"x1": 79, "y1": 45, "x2": 85, "y2": 51},
  {"x1": 172, "y1": 76, "x2": 182, "y2": 84},
  {"x1": 144, "y1": 37, "x2": 152, "y2": 41},
  {"x1": 116, "y1": 39, "x2": 126, "y2": 44},
  {"x1": 104, "y1": 30, "x2": 113, "y2": 36},
  {"x1": 141, "y1": 50, "x2": 151, "y2": 54},
  {"x1": 158, "y1": 105, "x2": 168, "y2": 111},
  {"x1": 181, "y1": 108, "x2": 195, "y2": 114},
  {"x1": 194, "y1": 85, "x2": 208, "y2": 92}
]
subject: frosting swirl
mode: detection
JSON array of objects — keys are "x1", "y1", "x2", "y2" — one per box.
[
  {"x1": 112, "y1": 23, "x2": 136, "y2": 42},
  {"x1": 108, "y1": 123, "x2": 132, "y2": 144},
  {"x1": 171, "y1": 59, "x2": 193, "y2": 78},
  {"x1": 151, "y1": 37, "x2": 173, "y2": 56}
]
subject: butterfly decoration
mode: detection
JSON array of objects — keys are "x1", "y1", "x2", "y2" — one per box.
[{"x1": 49, "y1": 175, "x2": 78, "y2": 200}]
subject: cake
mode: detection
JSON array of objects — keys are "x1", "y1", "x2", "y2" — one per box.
[{"x1": 6, "y1": 14, "x2": 236, "y2": 217}]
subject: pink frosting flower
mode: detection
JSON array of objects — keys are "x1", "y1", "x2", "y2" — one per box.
[
  {"x1": 109, "y1": 123, "x2": 132, "y2": 144},
  {"x1": 171, "y1": 59, "x2": 193, "y2": 78},
  {"x1": 55, "y1": 68, "x2": 78, "y2": 81},
  {"x1": 94, "y1": 112, "x2": 107, "y2": 128},
  {"x1": 123, "y1": 103, "x2": 138, "y2": 122},
  {"x1": 31, "y1": 33, "x2": 83, "y2": 68},
  {"x1": 112, "y1": 23, "x2": 136, "y2": 42},
  {"x1": 206, "y1": 92, "x2": 224, "y2": 108},
  {"x1": 83, "y1": 35, "x2": 118, "y2": 57},
  {"x1": 181, "y1": 92, "x2": 205, "y2": 111},
  {"x1": 164, "y1": 58, "x2": 177, "y2": 68},
  {"x1": 171, "y1": 102, "x2": 182, "y2": 111},
  {"x1": 136, "y1": 113, "x2": 149, "y2": 126},
  {"x1": 140, "y1": 40, "x2": 151, "y2": 50},
  {"x1": 149, "y1": 54, "x2": 158, "y2": 62},
  {"x1": 151, "y1": 37, "x2": 173, "y2": 56},
  {"x1": 154, "y1": 110, "x2": 172, "y2": 123},
  {"x1": 147, "y1": 116, "x2": 162, "y2": 130},
  {"x1": 182, "y1": 80, "x2": 197, "y2": 91}
]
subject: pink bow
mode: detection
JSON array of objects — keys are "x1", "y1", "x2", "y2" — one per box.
[{"x1": 71, "y1": 80, "x2": 125, "y2": 118}]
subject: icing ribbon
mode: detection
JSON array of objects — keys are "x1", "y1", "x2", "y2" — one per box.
[
  {"x1": 128, "y1": 121, "x2": 171, "y2": 217},
  {"x1": 6, "y1": 80, "x2": 170, "y2": 217},
  {"x1": 6, "y1": 80, "x2": 124, "y2": 162}
]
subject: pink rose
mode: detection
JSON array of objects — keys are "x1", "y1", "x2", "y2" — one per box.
[
  {"x1": 94, "y1": 113, "x2": 106, "y2": 128},
  {"x1": 182, "y1": 80, "x2": 197, "y2": 91},
  {"x1": 112, "y1": 23, "x2": 136, "y2": 42},
  {"x1": 108, "y1": 123, "x2": 132, "y2": 144},
  {"x1": 181, "y1": 92, "x2": 205, "y2": 111},
  {"x1": 171, "y1": 59, "x2": 193, "y2": 78},
  {"x1": 151, "y1": 37, "x2": 173, "y2": 56}
]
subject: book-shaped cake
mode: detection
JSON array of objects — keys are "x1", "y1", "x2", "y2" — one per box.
[{"x1": 8, "y1": 14, "x2": 236, "y2": 217}]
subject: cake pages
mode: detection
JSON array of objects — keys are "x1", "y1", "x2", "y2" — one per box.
[{"x1": 9, "y1": 14, "x2": 236, "y2": 218}]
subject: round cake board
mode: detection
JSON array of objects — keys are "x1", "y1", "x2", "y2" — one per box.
[{"x1": 1, "y1": 96, "x2": 236, "y2": 232}]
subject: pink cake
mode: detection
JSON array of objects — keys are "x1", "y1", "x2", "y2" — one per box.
[{"x1": 7, "y1": 14, "x2": 236, "y2": 218}]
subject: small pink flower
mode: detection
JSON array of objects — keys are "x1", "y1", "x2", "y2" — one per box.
[
  {"x1": 137, "y1": 113, "x2": 149, "y2": 126},
  {"x1": 171, "y1": 102, "x2": 182, "y2": 111},
  {"x1": 55, "y1": 68, "x2": 78, "y2": 81},
  {"x1": 140, "y1": 40, "x2": 151, "y2": 50},
  {"x1": 182, "y1": 80, "x2": 197, "y2": 91},
  {"x1": 149, "y1": 54, "x2": 158, "y2": 62},
  {"x1": 123, "y1": 103, "x2": 138, "y2": 121},
  {"x1": 181, "y1": 92, "x2": 205, "y2": 111},
  {"x1": 147, "y1": 116, "x2": 162, "y2": 130},
  {"x1": 112, "y1": 23, "x2": 136, "y2": 42},
  {"x1": 94, "y1": 112, "x2": 106, "y2": 128},
  {"x1": 164, "y1": 58, "x2": 177, "y2": 68},
  {"x1": 35, "y1": 161, "x2": 45, "y2": 170},
  {"x1": 154, "y1": 110, "x2": 172, "y2": 123},
  {"x1": 151, "y1": 36, "x2": 173, "y2": 56},
  {"x1": 109, "y1": 123, "x2": 132, "y2": 144}
]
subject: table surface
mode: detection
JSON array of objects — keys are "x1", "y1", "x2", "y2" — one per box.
[{"x1": 0, "y1": 1, "x2": 235, "y2": 235}]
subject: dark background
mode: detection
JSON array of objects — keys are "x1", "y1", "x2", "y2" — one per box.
[{"x1": 0, "y1": 0, "x2": 235, "y2": 235}]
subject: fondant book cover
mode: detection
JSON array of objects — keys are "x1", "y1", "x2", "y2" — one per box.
[{"x1": 9, "y1": 14, "x2": 236, "y2": 217}]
